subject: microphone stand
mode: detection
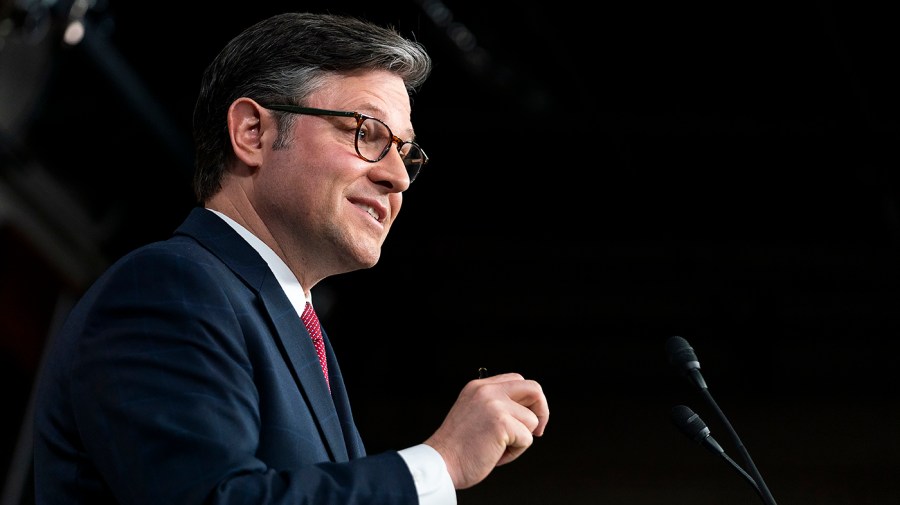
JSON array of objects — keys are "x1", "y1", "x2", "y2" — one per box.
[
  {"x1": 670, "y1": 404, "x2": 763, "y2": 499},
  {"x1": 696, "y1": 384, "x2": 778, "y2": 505}
]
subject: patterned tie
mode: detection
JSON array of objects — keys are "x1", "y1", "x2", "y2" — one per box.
[{"x1": 301, "y1": 302, "x2": 330, "y2": 391}]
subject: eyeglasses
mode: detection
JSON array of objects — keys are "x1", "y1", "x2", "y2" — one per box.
[{"x1": 261, "y1": 104, "x2": 428, "y2": 184}]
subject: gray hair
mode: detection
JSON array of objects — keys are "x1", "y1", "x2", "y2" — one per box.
[{"x1": 192, "y1": 12, "x2": 432, "y2": 203}]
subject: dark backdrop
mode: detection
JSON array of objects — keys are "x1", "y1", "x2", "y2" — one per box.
[{"x1": 2, "y1": 1, "x2": 898, "y2": 504}]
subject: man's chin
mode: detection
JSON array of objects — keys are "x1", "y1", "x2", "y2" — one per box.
[{"x1": 344, "y1": 245, "x2": 381, "y2": 271}]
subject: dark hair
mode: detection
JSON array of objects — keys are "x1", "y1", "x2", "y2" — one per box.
[{"x1": 191, "y1": 12, "x2": 432, "y2": 203}]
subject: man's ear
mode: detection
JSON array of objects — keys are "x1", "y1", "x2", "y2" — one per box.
[{"x1": 227, "y1": 97, "x2": 269, "y2": 168}]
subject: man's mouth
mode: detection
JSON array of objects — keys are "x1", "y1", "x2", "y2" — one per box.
[{"x1": 354, "y1": 203, "x2": 382, "y2": 222}]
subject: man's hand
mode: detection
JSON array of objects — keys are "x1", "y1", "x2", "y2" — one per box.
[{"x1": 424, "y1": 372, "x2": 549, "y2": 489}]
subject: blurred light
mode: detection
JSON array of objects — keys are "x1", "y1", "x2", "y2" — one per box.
[
  {"x1": 420, "y1": 0, "x2": 453, "y2": 27},
  {"x1": 446, "y1": 22, "x2": 476, "y2": 52},
  {"x1": 62, "y1": 18, "x2": 83, "y2": 45}
]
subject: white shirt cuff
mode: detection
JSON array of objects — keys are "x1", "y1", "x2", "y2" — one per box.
[{"x1": 397, "y1": 444, "x2": 456, "y2": 505}]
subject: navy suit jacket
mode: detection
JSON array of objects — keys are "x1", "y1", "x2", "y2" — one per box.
[{"x1": 33, "y1": 207, "x2": 417, "y2": 504}]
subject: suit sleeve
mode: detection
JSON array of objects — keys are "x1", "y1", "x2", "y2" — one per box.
[{"x1": 68, "y1": 246, "x2": 418, "y2": 505}]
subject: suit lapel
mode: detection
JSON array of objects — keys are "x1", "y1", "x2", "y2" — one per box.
[
  {"x1": 257, "y1": 278, "x2": 350, "y2": 462},
  {"x1": 176, "y1": 208, "x2": 350, "y2": 462},
  {"x1": 322, "y1": 330, "x2": 366, "y2": 458}
]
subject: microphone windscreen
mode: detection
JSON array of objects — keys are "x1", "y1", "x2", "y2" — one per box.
[
  {"x1": 670, "y1": 404, "x2": 707, "y2": 441},
  {"x1": 672, "y1": 405, "x2": 706, "y2": 438},
  {"x1": 666, "y1": 335, "x2": 700, "y2": 370}
]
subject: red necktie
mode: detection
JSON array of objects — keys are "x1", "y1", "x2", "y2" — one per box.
[{"x1": 301, "y1": 302, "x2": 330, "y2": 391}]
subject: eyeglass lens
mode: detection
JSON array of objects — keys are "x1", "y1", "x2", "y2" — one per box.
[{"x1": 357, "y1": 117, "x2": 424, "y2": 181}]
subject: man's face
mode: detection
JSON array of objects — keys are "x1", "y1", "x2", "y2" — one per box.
[{"x1": 255, "y1": 70, "x2": 416, "y2": 279}]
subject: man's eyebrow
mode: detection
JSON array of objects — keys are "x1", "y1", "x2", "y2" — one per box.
[
  {"x1": 354, "y1": 103, "x2": 387, "y2": 117},
  {"x1": 355, "y1": 104, "x2": 416, "y2": 139}
]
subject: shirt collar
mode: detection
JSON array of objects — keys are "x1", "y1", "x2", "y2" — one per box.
[{"x1": 205, "y1": 208, "x2": 309, "y2": 317}]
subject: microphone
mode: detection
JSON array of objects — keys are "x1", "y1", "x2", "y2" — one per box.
[
  {"x1": 666, "y1": 336, "x2": 778, "y2": 505},
  {"x1": 665, "y1": 335, "x2": 707, "y2": 390},
  {"x1": 670, "y1": 405, "x2": 760, "y2": 495}
]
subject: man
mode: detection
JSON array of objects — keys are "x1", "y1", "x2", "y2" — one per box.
[{"x1": 33, "y1": 11, "x2": 549, "y2": 504}]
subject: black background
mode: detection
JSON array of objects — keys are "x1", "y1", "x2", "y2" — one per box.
[{"x1": 2, "y1": 1, "x2": 899, "y2": 504}]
